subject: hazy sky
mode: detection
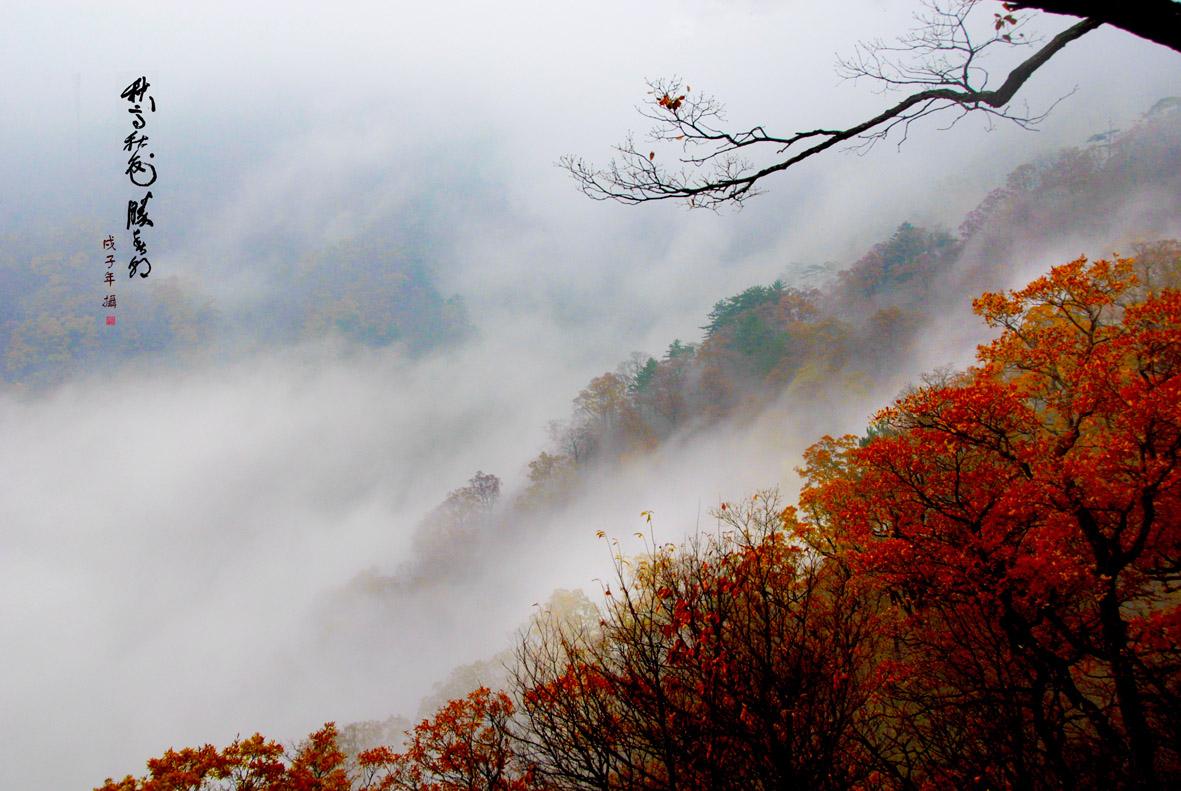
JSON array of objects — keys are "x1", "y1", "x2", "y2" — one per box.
[{"x1": 3, "y1": 2, "x2": 1179, "y2": 788}]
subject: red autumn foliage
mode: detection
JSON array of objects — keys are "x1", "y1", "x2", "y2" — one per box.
[
  {"x1": 95, "y1": 723, "x2": 349, "y2": 791},
  {"x1": 357, "y1": 687, "x2": 534, "y2": 791},
  {"x1": 798, "y1": 256, "x2": 1181, "y2": 788},
  {"x1": 656, "y1": 93, "x2": 684, "y2": 112},
  {"x1": 514, "y1": 493, "x2": 889, "y2": 789}
]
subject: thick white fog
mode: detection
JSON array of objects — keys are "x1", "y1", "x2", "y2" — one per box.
[{"x1": 2, "y1": 2, "x2": 1179, "y2": 788}]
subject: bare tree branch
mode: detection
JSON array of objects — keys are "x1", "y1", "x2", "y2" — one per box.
[{"x1": 562, "y1": 1, "x2": 1110, "y2": 209}]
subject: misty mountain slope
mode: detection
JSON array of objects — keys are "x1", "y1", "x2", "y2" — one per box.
[
  {"x1": 0, "y1": 233, "x2": 470, "y2": 388},
  {"x1": 377, "y1": 105, "x2": 1181, "y2": 576},
  {"x1": 94, "y1": 251, "x2": 1181, "y2": 790},
  {"x1": 12, "y1": 2, "x2": 1181, "y2": 787},
  {"x1": 309, "y1": 110, "x2": 1181, "y2": 742}
]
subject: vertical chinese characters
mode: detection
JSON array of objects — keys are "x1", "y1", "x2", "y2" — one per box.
[
  {"x1": 120, "y1": 76, "x2": 156, "y2": 279},
  {"x1": 102, "y1": 235, "x2": 117, "y2": 325}
]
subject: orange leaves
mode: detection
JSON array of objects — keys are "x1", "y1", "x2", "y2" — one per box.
[
  {"x1": 97, "y1": 725, "x2": 347, "y2": 791},
  {"x1": 515, "y1": 491, "x2": 887, "y2": 788},
  {"x1": 286, "y1": 725, "x2": 351, "y2": 791},
  {"x1": 358, "y1": 687, "x2": 532, "y2": 791},
  {"x1": 657, "y1": 92, "x2": 685, "y2": 112},
  {"x1": 972, "y1": 255, "x2": 1134, "y2": 331},
  {"x1": 794, "y1": 253, "x2": 1181, "y2": 783}
]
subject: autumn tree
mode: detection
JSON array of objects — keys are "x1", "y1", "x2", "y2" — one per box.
[
  {"x1": 573, "y1": 373, "x2": 630, "y2": 443},
  {"x1": 563, "y1": 0, "x2": 1181, "y2": 208},
  {"x1": 697, "y1": 281, "x2": 825, "y2": 384},
  {"x1": 403, "y1": 471, "x2": 504, "y2": 581},
  {"x1": 357, "y1": 687, "x2": 534, "y2": 791},
  {"x1": 96, "y1": 723, "x2": 351, "y2": 791},
  {"x1": 833, "y1": 223, "x2": 959, "y2": 308},
  {"x1": 518, "y1": 450, "x2": 578, "y2": 510},
  {"x1": 1131, "y1": 238, "x2": 1181, "y2": 293},
  {"x1": 423, "y1": 472, "x2": 500, "y2": 531},
  {"x1": 550, "y1": 371, "x2": 657, "y2": 464},
  {"x1": 512, "y1": 495, "x2": 890, "y2": 789},
  {"x1": 797, "y1": 255, "x2": 1181, "y2": 787},
  {"x1": 633, "y1": 343, "x2": 695, "y2": 431}
]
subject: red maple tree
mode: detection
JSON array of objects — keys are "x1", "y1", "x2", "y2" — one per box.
[{"x1": 797, "y1": 256, "x2": 1181, "y2": 787}]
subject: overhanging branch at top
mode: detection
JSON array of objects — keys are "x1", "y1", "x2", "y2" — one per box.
[{"x1": 562, "y1": 0, "x2": 1177, "y2": 210}]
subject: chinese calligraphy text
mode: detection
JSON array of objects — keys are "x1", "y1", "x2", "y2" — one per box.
[{"x1": 120, "y1": 76, "x2": 157, "y2": 279}]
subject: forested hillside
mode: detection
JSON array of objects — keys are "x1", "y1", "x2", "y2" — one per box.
[
  {"x1": 504, "y1": 107, "x2": 1181, "y2": 519},
  {"x1": 0, "y1": 234, "x2": 470, "y2": 387},
  {"x1": 94, "y1": 105, "x2": 1181, "y2": 789},
  {"x1": 99, "y1": 251, "x2": 1181, "y2": 790}
]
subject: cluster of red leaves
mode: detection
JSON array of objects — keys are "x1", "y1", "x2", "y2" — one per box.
[
  {"x1": 95, "y1": 724, "x2": 350, "y2": 791},
  {"x1": 656, "y1": 92, "x2": 685, "y2": 112},
  {"x1": 993, "y1": 1, "x2": 1022, "y2": 36}
]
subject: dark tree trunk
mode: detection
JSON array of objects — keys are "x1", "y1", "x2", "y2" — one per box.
[{"x1": 1012, "y1": 1, "x2": 1181, "y2": 54}]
